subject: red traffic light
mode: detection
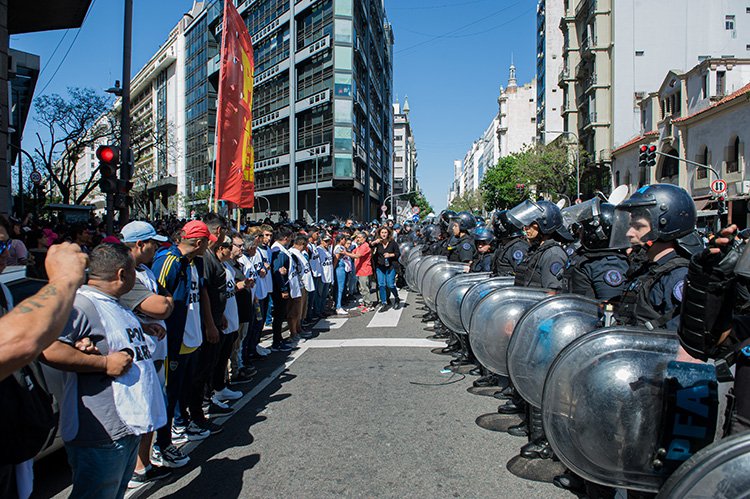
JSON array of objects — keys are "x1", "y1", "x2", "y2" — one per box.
[
  {"x1": 639, "y1": 145, "x2": 648, "y2": 153},
  {"x1": 96, "y1": 145, "x2": 118, "y2": 163},
  {"x1": 648, "y1": 145, "x2": 657, "y2": 153}
]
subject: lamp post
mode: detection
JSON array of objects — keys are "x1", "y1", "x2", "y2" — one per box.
[
  {"x1": 384, "y1": 190, "x2": 418, "y2": 222},
  {"x1": 315, "y1": 154, "x2": 319, "y2": 222},
  {"x1": 542, "y1": 130, "x2": 580, "y2": 201}
]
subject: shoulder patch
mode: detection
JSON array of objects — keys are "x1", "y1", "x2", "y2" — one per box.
[
  {"x1": 604, "y1": 269, "x2": 624, "y2": 287},
  {"x1": 462, "y1": 242, "x2": 472, "y2": 251},
  {"x1": 566, "y1": 246, "x2": 576, "y2": 256},
  {"x1": 512, "y1": 249, "x2": 524, "y2": 263},
  {"x1": 550, "y1": 261, "x2": 564, "y2": 276},
  {"x1": 673, "y1": 280, "x2": 685, "y2": 302}
]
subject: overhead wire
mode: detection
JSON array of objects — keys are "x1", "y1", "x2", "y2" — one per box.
[
  {"x1": 38, "y1": 30, "x2": 71, "y2": 79},
  {"x1": 389, "y1": 0, "x2": 495, "y2": 11}
]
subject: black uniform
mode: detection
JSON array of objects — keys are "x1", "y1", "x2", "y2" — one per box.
[
  {"x1": 565, "y1": 249, "x2": 629, "y2": 301},
  {"x1": 613, "y1": 250, "x2": 688, "y2": 330},
  {"x1": 514, "y1": 240, "x2": 568, "y2": 291},
  {"x1": 470, "y1": 252, "x2": 493, "y2": 273},
  {"x1": 447, "y1": 234, "x2": 476, "y2": 263},
  {"x1": 491, "y1": 237, "x2": 530, "y2": 276}
]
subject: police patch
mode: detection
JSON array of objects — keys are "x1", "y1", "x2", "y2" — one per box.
[
  {"x1": 566, "y1": 246, "x2": 575, "y2": 256},
  {"x1": 550, "y1": 262, "x2": 564, "y2": 276},
  {"x1": 673, "y1": 281, "x2": 685, "y2": 302},
  {"x1": 604, "y1": 270, "x2": 624, "y2": 287},
  {"x1": 462, "y1": 243, "x2": 472, "y2": 251},
  {"x1": 513, "y1": 250, "x2": 524, "y2": 263},
  {"x1": 169, "y1": 361, "x2": 179, "y2": 371}
]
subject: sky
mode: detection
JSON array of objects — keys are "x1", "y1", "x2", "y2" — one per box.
[{"x1": 10, "y1": 0, "x2": 538, "y2": 212}]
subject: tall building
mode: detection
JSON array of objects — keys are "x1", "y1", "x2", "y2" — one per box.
[
  {"x1": 392, "y1": 96, "x2": 417, "y2": 197},
  {"x1": 559, "y1": 0, "x2": 750, "y2": 171},
  {"x1": 497, "y1": 65, "x2": 537, "y2": 158},
  {"x1": 207, "y1": 0, "x2": 394, "y2": 221},
  {"x1": 536, "y1": 0, "x2": 564, "y2": 143}
]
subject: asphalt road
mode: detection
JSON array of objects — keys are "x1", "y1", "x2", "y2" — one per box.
[{"x1": 33, "y1": 291, "x2": 570, "y2": 499}]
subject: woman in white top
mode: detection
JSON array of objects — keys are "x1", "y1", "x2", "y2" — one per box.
[{"x1": 332, "y1": 234, "x2": 356, "y2": 315}]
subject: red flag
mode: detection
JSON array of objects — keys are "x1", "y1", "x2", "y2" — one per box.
[{"x1": 214, "y1": 0, "x2": 254, "y2": 208}]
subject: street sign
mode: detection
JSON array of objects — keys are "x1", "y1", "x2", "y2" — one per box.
[
  {"x1": 30, "y1": 170, "x2": 42, "y2": 185},
  {"x1": 412, "y1": 206, "x2": 420, "y2": 214},
  {"x1": 411, "y1": 214, "x2": 419, "y2": 222},
  {"x1": 381, "y1": 205, "x2": 388, "y2": 212},
  {"x1": 711, "y1": 179, "x2": 727, "y2": 194}
]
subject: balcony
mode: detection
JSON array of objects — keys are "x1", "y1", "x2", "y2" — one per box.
[
  {"x1": 252, "y1": 106, "x2": 290, "y2": 131},
  {"x1": 251, "y1": 10, "x2": 291, "y2": 46},
  {"x1": 295, "y1": 35, "x2": 331, "y2": 65},
  {"x1": 575, "y1": 0, "x2": 596, "y2": 19},
  {"x1": 582, "y1": 73, "x2": 597, "y2": 94},
  {"x1": 582, "y1": 111, "x2": 598, "y2": 128}
]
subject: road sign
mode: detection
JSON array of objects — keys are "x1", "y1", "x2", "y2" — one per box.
[
  {"x1": 711, "y1": 179, "x2": 727, "y2": 194},
  {"x1": 412, "y1": 206, "x2": 420, "y2": 214},
  {"x1": 381, "y1": 205, "x2": 388, "y2": 212},
  {"x1": 30, "y1": 170, "x2": 42, "y2": 185},
  {"x1": 411, "y1": 214, "x2": 419, "y2": 222}
]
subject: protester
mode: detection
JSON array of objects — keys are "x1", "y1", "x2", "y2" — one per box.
[
  {"x1": 372, "y1": 227, "x2": 401, "y2": 312},
  {"x1": 333, "y1": 234, "x2": 354, "y2": 315},
  {"x1": 352, "y1": 231, "x2": 375, "y2": 310},
  {"x1": 315, "y1": 233, "x2": 334, "y2": 318},
  {"x1": 270, "y1": 226, "x2": 294, "y2": 351}
]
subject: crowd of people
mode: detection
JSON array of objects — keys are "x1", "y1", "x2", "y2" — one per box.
[{"x1": 0, "y1": 210, "x2": 420, "y2": 499}]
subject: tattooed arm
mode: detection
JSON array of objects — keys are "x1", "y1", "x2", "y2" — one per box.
[{"x1": 0, "y1": 243, "x2": 88, "y2": 381}]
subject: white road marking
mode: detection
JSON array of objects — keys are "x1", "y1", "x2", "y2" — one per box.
[
  {"x1": 304, "y1": 338, "x2": 444, "y2": 349},
  {"x1": 312, "y1": 317, "x2": 348, "y2": 330},
  {"x1": 366, "y1": 289, "x2": 409, "y2": 328}
]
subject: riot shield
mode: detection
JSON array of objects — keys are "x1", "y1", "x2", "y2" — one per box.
[
  {"x1": 543, "y1": 327, "x2": 719, "y2": 493},
  {"x1": 507, "y1": 295, "x2": 601, "y2": 408},
  {"x1": 422, "y1": 262, "x2": 468, "y2": 312},
  {"x1": 414, "y1": 255, "x2": 446, "y2": 294},
  {"x1": 656, "y1": 431, "x2": 750, "y2": 499},
  {"x1": 398, "y1": 241, "x2": 415, "y2": 266},
  {"x1": 435, "y1": 273, "x2": 491, "y2": 334},
  {"x1": 405, "y1": 253, "x2": 429, "y2": 290},
  {"x1": 460, "y1": 277, "x2": 516, "y2": 333},
  {"x1": 469, "y1": 287, "x2": 553, "y2": 376}
]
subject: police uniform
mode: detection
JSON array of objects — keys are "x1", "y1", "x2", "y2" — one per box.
[
  {"x1": 613, "y1": 251, "x2": 688, "y2": 330},
  {"x1": 514, "y1": 240, "x2": 568, "y2": 290},
  {"x1": 447, "y1": 234, "x2": 476, "y2": 263},
  {"x1": 470, "y1": 252, "x2": 493, "y2": 273},
  {"x1": 491, "y1": 237, "x2": 530, "y2": 276},
  {"x1": 566, "y1": 249, "x2": 629, "y2": 301}
]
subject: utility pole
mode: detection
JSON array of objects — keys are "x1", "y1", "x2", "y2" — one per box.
[{"x1": 119, "y1": 0, "x2": 134, "y2": 228}]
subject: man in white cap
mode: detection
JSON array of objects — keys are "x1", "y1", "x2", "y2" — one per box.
[{"x1": 118, "y1": 221, "x2": 177, "y2": 486}]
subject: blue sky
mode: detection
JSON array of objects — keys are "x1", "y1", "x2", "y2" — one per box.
[{"x1": 10, "y1": 0, "x2": 537, "y2": 212}]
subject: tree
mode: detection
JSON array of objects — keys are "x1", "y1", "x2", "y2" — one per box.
[
  {"x1": 480, "y1": 153, "x2": 527, "y2": 209},
  {"x1": 448, "y1": 189, "x2": 484, "y2": 213},
  {"x1": 405, "y1": 190, "x2": 434, "y2": 219},
  {"x1": 32, "y1": 87, "x2": 114, "y2": 205}
]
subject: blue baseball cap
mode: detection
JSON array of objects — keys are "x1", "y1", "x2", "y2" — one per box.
[{"x1": 120, "y1": 221, "x2": 168, "y2": 243}]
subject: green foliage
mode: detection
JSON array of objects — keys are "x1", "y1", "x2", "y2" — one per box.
[
  {"x1": 448, "y1": 189, "x2": 484, "y2": 213},
  {"x1": 480, "y1": 154, "x2": 526, "y2": 209},
  {"x1": 405, "y1": 191, "x2": 433, "y2": 219}
]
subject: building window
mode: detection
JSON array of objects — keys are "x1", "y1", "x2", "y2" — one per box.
[
  {"x1": 717, "y1": 71, "x2": 726, "y2": 96},
  {"x1": 635, "y1": 50, "x2": 644, "y2": 56},
  {"x1": 726, "y1": 15, "x2": 735, "y2": 30},
  {"x1": 702, "y1": 73, "x2": 708, "y2": 99},
  {"x1": 615, "y1": 170, "x2": 620, "y2": 185},
  {"x1": 697, "y1": 146, "x2": 709, "y2": 179},
  {"x1": 727, "y1": 136, "x2": 741, "y2": 173}
]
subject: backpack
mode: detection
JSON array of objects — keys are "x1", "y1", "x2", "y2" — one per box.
[{"x1": 0, "y1": 287, "x2": 59, "y2": 465}]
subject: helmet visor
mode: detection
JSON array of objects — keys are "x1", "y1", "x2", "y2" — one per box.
[
  {"x1": 608, "y1": 209, "x2": 634, "y2": 250},
  {"x1": 507, "y1": 200, "x2": 544, "y2": 229},
  {"x1": 561, "y1": 198, "x2": 601, "y2": 229}
]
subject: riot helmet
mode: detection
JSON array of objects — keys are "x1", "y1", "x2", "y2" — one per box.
[
  {"x1": 507, "y1": 199, "x2": 573, "y2": 241},
  {"x1": 456, "y1": 211, "x2": 477, "y2": 232},
  {"x1": 439, "y1": 210, "x2": 457, "y2": 231},
  {"x1": 610, "y1": 184, "x2": 696, "y2": 248},
  {"x1": 573, "y1": 200, "x2": 619, "y2": 250},
  {"x1": 491, "y1": 209, "x2": 525, "y2": 239},
  {"x1": 472, "y1": 227, "x2": 494, "y2": 244}
]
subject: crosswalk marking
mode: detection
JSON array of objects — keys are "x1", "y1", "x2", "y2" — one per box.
[
  {"x1": 366, "y1": 289, "x2": 409, "y2": 328},
  {"x1": 305, "y1": 338, "x2": 443, "y2": 348}
]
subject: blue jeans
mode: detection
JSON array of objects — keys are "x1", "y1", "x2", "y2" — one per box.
[
  {"x1": 335, "y1": 265, "x2": 347, "y2": 309},
  {"x1": 376, "y1": 267, "x2": 397, "y2": 304},
  {"x1": 66, "y1": 434, "x2": 140, "y2": 499}
]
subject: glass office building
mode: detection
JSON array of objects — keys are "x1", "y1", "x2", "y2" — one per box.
[{"x1": 206, "y1": 0, "x2": 394, "y2": 221}]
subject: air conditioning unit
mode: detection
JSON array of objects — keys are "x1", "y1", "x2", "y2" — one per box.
[{"x1": 736, "y1": 180, "x2": 750, "y2": 195}]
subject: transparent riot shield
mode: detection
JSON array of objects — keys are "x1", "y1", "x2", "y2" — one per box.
[
  {"x1": 460, "y1": 277, "x2": 516, "y2": 333},
  {"x1": 435, "y1": 273, "x2": 491, "y2": 334},
  {"x1": 543, "y1": 327, "x2": 719, "y2": 493},
  {"x1": 656, "y1": 431, "x2": 750, "y2": 499},
  {"x1": 414, "y1": 255, "x2": 446, "y2": 294},
  {"x1": 507, "y1": 295, "x2": 601, "y2": 408},
  {"x1": 422, "y1": 262, "x2": 467, "y2": 312},
  {"x1": 405, "y1": 253, "x2": 428, "y2": 290},
  {"x1": 398, "y1": 242, "x2": 414, "y2": 266},
  {"x1": 469, "y1": 287, "x2": 553, "y2": 376}
]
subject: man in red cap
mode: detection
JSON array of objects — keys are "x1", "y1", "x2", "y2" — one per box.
[{"x1": 148, "y1": 220, "x2": 215, "y2": 468}]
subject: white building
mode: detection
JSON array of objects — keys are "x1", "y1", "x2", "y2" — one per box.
[
  {"x1": 536, "y1": 0, "x2": 564, "y2": 142},
  {"x1": 498, "y1": 65, "x2": 537, "y2": 158},
  {"x1": 393, "y1": 96, "x2": 418, "y2": 197},
  {"x1": 612, "y1": 58, "x2": 750, "y2": 227},
  {"x1": 560, "y1": 0, "x2": 750, "y2": 170}
]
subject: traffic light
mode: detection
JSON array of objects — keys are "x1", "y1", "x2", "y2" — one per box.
[
  {"x1": 647, "y1": 145, "x2": 657, "y2": 167},
  {"x1": 113, "y1": 179, "x2": 133, "y2": 210},
  {"x1": 639, "y1": 145, "x2": 648, "y2": 168},
  {"x1": 96, "y1": 145, "x2": 119, "y2": 193},
  {"x1": 717, "y1": 195, "x2": 727, "y2": 215}
]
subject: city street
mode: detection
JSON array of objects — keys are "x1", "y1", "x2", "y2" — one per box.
[{"x1": 33, "y1": 291, "x2": 567, "y2": 499}]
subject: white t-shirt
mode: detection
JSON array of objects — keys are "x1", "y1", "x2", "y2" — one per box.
[
  {"x1": 223, "y1": 261, "x2": 239, "y2": 334},
  {"x1": 237, "y1": 254, "x2": 257, "y2": 301},
  {"x1": 334, "y1": 245, "x2": 353, "y2": 273},
  {"x1": 182, "y1": 262, "x2": 203, "y2": 349},
  {"x1": 256, "y1": 246, "x2": 273, "y2": 297},
  {"x1": 318, "y1": 245, "x2": 333, "y2": 283},
  {"x1": 290, "y1": 247, "x2": 315, "y2": 292},
  {"x1": 308, "y1": 242, "x2": 323, "y2": 277},
  {"x1": 134, "y1": 265, "x2": 167, "y2": 361}
]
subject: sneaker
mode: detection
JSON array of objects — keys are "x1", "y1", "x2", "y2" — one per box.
[
  {"x1": 208, "y1": 399, "x2": 234, "y2": 416},
  {"x1": 128, "y1": 465, "x2": 172, "y2": 488},
  {"x1": 379, "y1": 303, "x2": 391, "y2": 313},
  {"x1": 299, "y1": 330, "x2": 314, "y2": 339},
  {"x1": 170, "y1": 427, "x2": 188, "y2": 445},
  {"x1": 336, "y1": 308, "x2": 348, "y2": 315},
  {"x1": 230, "y1": 370, "x2": 254, "y2": 384},
  {"x1": 393, "y1": 301, "x2": 401, "y2": 311},
  {"x1": 172, "y1": 422, "x2": 210, "y2": 441},
  {"x1": 240, "y1": 366, "x2": 258, "y2": 377},
  {"x1": 256, "y1": 344, "x2": 271, "y2": 356},
  {"x1": 214, "y1": 387, "x2": 243, "y2": 401},
  {"x1": 259, "y1": 345, "x2": 272, "y2": 355},
  {"x1": 270, "y1": 343, "x2": 293, "y2": 352},
  {"x1": 194, "y1": 419, "x2": 224, "y2": 435},
  {"x1": 152, "y1": 445, "x2": 190, "y2": 469}
]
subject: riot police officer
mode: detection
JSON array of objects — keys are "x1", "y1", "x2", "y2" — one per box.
[
  {"x1": 490, "y1": 209, "x2": 530, "y2": 276},
  {"x1": 469, "y1": 227, "x2": 494, "y2": 273},
  {"x1": 610, "y1": 184, "x2": 696, "y2": 329},
  {"x1": 447, "y1": 211, "x2": 477, "y2": 263},
  {"x1": 509, "y1": 199, "x2": 572, "y2": 290},
  {"x1": 437, "y1": 210, "x2": 457, "y2": 257}
]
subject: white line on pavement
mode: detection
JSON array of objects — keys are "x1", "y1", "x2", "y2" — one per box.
[
  {"x1": 304, "y1": 338, "x2": 444, "y2": 349},
  {"x1": 366, "y1": 289, "x2": 409, "y2": 328}
]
